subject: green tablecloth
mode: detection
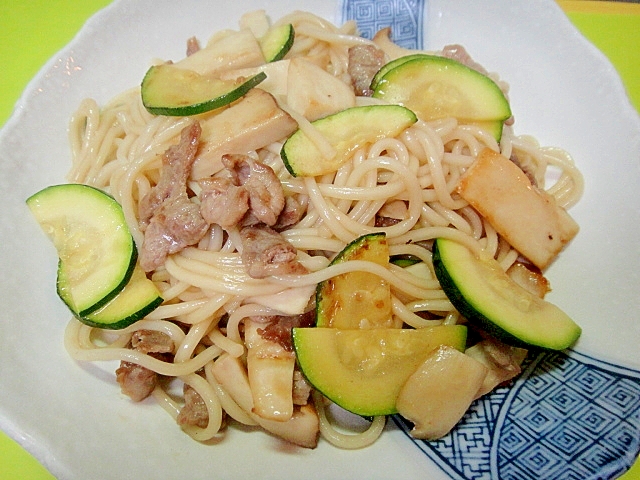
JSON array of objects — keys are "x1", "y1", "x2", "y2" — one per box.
[{"x1": 0, "y1": 1, "x2": 638, "y2": 479}]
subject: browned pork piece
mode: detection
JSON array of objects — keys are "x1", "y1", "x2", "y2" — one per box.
[
  {"x1": 186, "y1": 36, "x2": 200, "y2": 56},
  {"x1": 200, "y1": 153, "x2": 287, "y2": 228},
  {"x1": 199, "y1": 176, "x2": 250, "y2": 228},
  {"x1": 116, "y1": 330, "x2": 174, "y2": 402},
  {"x1": 440, "y1": 44, "x2": 490, "y2": 76},
  {"x1": 254, "y1": 310, "x2": 315, "y2": 352},
  {"x1": 116, "y1": 362, "x2": 158, "y2": 402},
  {"x1": 348, "y1": 44, "x2": 386, "y2": 96},
  {"x1": 273, "y1": 195, "x2": 305, "y2": 231},
  {"x1": 138, "y1": 122, "x2": 209, "y2": 272},
  {"x1": 130, "y1": 329, "x2": 174, "y2": 354},
  {"x1": 239, "y1": 224, "x2": 307, "y2": 279},
  {"x1": 177, "y1": 384, "x2": 209, "y2": 428}
]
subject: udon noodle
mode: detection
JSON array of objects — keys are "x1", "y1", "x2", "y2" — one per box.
[{"x1": 61, "y1": 10, "x2": 583, "y2": 449}]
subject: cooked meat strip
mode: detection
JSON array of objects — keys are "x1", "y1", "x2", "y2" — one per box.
[
  {"x1": 130, "y1": 329, "x2": 174, "y2": 354},
  {"x1": 138, "y1": 122, "x2": 209, "y2": 271},
  {"x1": 375, "y1": 216, "x2": 402, "y2": 227},
  {"x1": 254, "y1": 310, "x2": 315, "y2": 352},
  {"x1": 440, "y1": 44, "x2": 490, "y2": 76},
  {"x1": 199, "y1": 154, "x2": 285, "y2": 229},
  {"x1": 186, "y1": 36, "x2": 200, "y2": 57},
  {"x1": 138, "y1": 122, "x2": 201, "y2": 227},
  {"x1": 177, "y1": 384, "x2": 209, "y2": 428},
  {"x1": 274, "y1": 195, "x2": 306, "y2": 231},
  {"x1": 223, "y1": 154, "x2": 285, "y2": 226},
  {"x1": 140, "y1": 195, "x2": 209, "y2": 271},
  {"x1": 116, "y1": 330, "x2": 173, "y2": 402},
  {"x1": 347, "y1": 44, "x2": 386, "y2": 96},
  {"x1": 116, "y1": 362, "x2": 158, "y2": 402},
  {"x1": 239, "y1": 224, "x2": 307, "y2": 278},
  {"x1": 199, "y1": 176, "x2": 250, "y2": 228}
]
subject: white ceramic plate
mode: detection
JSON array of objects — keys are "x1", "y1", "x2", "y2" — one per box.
[{"x1": 1, "y1": 1, "x2": 639, "y2": 479}]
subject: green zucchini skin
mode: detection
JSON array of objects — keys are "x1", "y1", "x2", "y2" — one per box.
[
  {"x1": 292, "y1": 325, "x2": 468, "y2": 416},
  {"x1": 27, "y1": 184, "x2": 138, "y2": 317},
  {"x1": 28, "y1": 183, "x2": 163, "y2": 329},
  {"x1": 315, "y1": 232, "x2": 389, "y2": 328},
  {"x1": 260, "y1": 23, "x2": 294, "y2": 62},
  {"x1": 432, "y1": 238, "x2": 581, "y2": 351},
  {"x1": 371, "y1": 53, "x2": 510, "y2": 142},
  {"x1": 281, "y1": 105, "x2": 417, "y2": 177},
  {"x1": 80, "y1": 295, "x2": 163, "y2": 330},
  {"x1": 369, "y1": 53, "x2": 425, "y2": 91},
  {"x1": 141, "y1": 66, "x2": 266, "y2": 116}
]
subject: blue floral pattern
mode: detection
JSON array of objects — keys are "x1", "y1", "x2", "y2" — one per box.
[
  {"x1": 392, "y1": 351, "x2": 640, "y2": 479},
  {"x1": 340, "y1": 1, "x2": 640, "y2": 478},
  {"x1": 340, "y1": 0, "x2": 424, "y2": 49}
]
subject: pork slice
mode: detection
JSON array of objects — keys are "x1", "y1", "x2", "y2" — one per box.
[
  {"x1": 140, "y1": 193, "x2": 209, "y2": 272},
  {"x1": 177, "y1": 383, "x2": 209, "y2": 428},
  {"x1": 131, "y1": 329, "x2": 174, "y2": 354},
  {"x1": 348, "y1": 44, "x2": 386, "y2": 96},
  {"x1": 239, "y1": 224, "x2": 307, "y2": 279},
  {"x1": 223, "y1": 154, "x2": 285, "y2": 226},
  {"x1": 199, "y1": 176, "x2": 250, "y2": 228},
  {"x1": 139, "y1": 122, "x2": 209, "y2": 271},
  {"x1": 186, "y1": 36, "x2": 200, "y2": 57},
  {"x1": 274, "y1": 195, "x2": 305, "y2": 231},
  {"x1": 254, "y1": 310, "x2": 315, "y2": 352},
  {"x1": 440, "y1": 44, "x2": 489, "y2": 76},
  {"x1": 139, "y1": 122, "x2": 201, "y2": 228},
  {"x1": 116, "y1": 361, "x2": 158, "y2": 402},
  {"x1": 116, "y1": 331, "x2": 174, "y2": 402}
]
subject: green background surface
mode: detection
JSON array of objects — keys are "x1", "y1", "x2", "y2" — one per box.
[{"x1": 0, "y1": 1, "x2": 638, "y2": 479}]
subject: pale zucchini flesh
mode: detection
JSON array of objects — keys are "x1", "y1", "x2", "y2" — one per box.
[
  {"x1": 369, "y1": 53, "x2": 425, "y2": 91},
  {"x1": 432, "y1": 238, "x2": 581, "y2": 350},
  {"x1": 292, "y1": 325, "x2": 468, "y2": 416},
  {"x1": 316, "y1": 232, "x2": 394, "y2": 328},
  {"x1": 281, "y1": 104, "x2": 417, "y2": 177},
  {"x1": 81, "y1": 267, "x2": 163, "y2": 330},
  {"x1": 260, "y1": 23, "x2": 294, "y2": 62},
  {"x1": 372, "y1": 54, "x2": 511, "y2": 141},
  {"x1": 27, "y1": 184, "x2": 137, "y2": 316},
  {"x1": 141, "y1": 64, "x2": 267, "y2": 116}
]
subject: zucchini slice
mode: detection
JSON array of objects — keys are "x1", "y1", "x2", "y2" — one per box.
[
  {"x1": 372, "y1": 54, "x2": 511, "y2": 141},
  {"x1": 432, "y1": 238, "x2": 581, "y2": 350},
  {"x1": 292, "y1": 325, "x2": 468, "y2": 416},
  {"x1": 27, "y1": 184, "x2": 137, "y2": 316},
  {"x1": 281, "y1": 104, "x2": 417, "y2": 177},
  {"x1": 369, "y1": 53, "x2": 425, "y2": 91},
  {"x1": 260, "y1": 23, "x2": 294, "y2": 62},
  {"x1": 81, "y1": 266, "x2": 163, "y2": 330},
  {"x1": 316, "y1": 233, "x2": 393, "y2": 328},
  {"x1": 141, "y1": 64, "x2": 266, "y2": 116}
]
